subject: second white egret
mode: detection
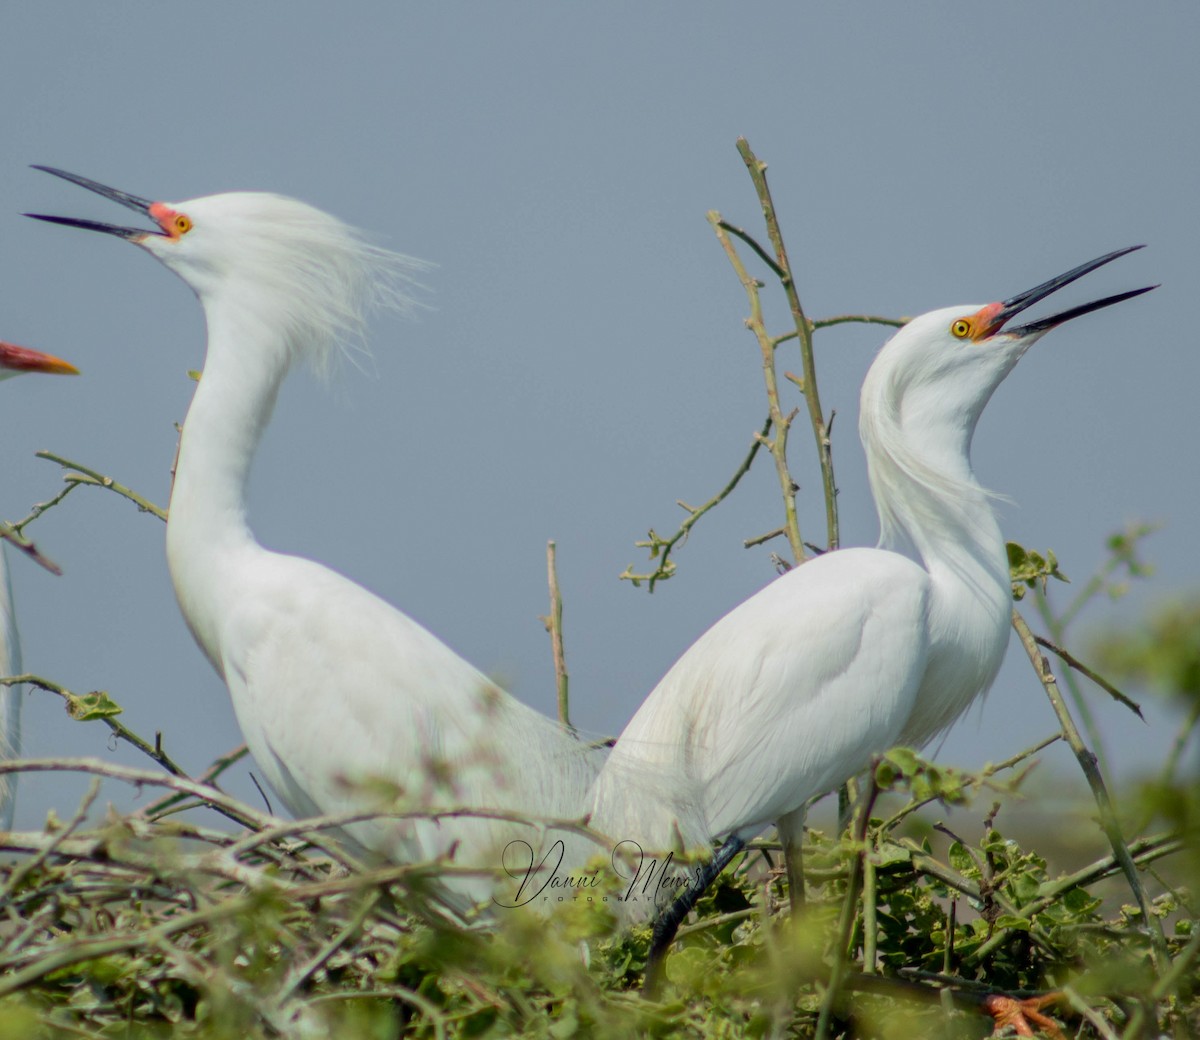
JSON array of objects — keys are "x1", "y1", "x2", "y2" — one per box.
[{"x1": 588, "y1": 247, "x2": 1154, "y2": 957}]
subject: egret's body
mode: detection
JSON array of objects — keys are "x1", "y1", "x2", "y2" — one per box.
[
  {"x1": 591, "y1": 251, "x2": 1152, "y2": 909},
  {"x1": 31, "y1": 171, "x2": 604, "y2": 903},
  {"x1": 593, "y1": 548, "x2": 930, "y2": 852},
  {"x1": 0, "y1": 338, "x2": 79, "y2": 830}
]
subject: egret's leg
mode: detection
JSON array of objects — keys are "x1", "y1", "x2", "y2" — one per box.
[
  {"x1": 776, "y1": 805, "x2": 806, "y2": 911},
  {"x1": 643, "y1": 834, "x2": 746, "y2": 996}
]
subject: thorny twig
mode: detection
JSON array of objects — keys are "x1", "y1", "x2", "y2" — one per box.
[
  {"x1": 0, "y1": 674, "x2": 189, "y2": 780},
  {"x1": 621, "y1": 415, "x2": 771, "y2": 590},
  {"x1": 1012, "y1": 609, "x2": 1171, "y2": 973},
  {"x1": 34, "y1": 450, "x2": 168, "y2": 521},
  {"x1": 734, "y1": 136, "x2": 840, "y2": 557}
]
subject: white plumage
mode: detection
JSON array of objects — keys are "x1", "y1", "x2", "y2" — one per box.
[
  {"x1": 590, "y1": 251, "x2": 1153, "y2": 910},
  {"x1": 30, "y1": 170, "x2": 605, "y2": 905},
  {"x1": 593, "y1": 546, "x2": 930, "y2": 852},
  {"x1": 30, "y1": 170, "x2": 1151, "y2": 928}
]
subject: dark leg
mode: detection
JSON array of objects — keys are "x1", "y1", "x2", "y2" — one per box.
[{"x1": 642, "y1": 835, "x2": 746, "y2": 997}]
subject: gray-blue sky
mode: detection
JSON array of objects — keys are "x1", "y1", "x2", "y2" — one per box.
[{"x1": 1, "y1": 4, "x2": 1195, "y2": 828}]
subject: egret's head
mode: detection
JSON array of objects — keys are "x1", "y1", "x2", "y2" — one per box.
[
  {"x1": 866, "y1": 246, "x2": 1155, "y2": 437},
  {"x1": 27, "y1": 166, "x2": 428, "y2": 375},
  {"x1": 860, "y1": 247, "x2": 1154, "y2": 544},
  {"x1": 0, "y1": 339, "x2": 78, "y2": 382}
]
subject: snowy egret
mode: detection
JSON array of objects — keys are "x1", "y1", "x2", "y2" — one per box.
[
  {"x1": 589, "y1": 247, "x2": 1154, "y2": 955},
  {"x1": 0, "y1": 338, "x2": 79, "y2": 830},
  {"x1": 28, "y1": 168, "x2": 605, "y2": 905}
]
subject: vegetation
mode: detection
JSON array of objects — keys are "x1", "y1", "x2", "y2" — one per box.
[{"x1": 1, "y1": 140, "x2": 1195, "y2": 1038}]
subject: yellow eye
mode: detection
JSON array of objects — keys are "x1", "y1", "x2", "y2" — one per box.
[
  {"x1": 174, "y1": 214, "x2": 192, "y2": 235},
  {"x1": 950, "y1": 319, "x2": 972, "y2": 339}
]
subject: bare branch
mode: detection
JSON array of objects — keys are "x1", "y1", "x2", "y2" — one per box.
[
  {"x1": 35, "y1": 450, "x2": 168, "y2": 521},
  {"x1": 0, "y1": 517, "x2": 62, "y2": 575},
  {"x1": 621, "y1": 414, "x2": 772, "y2": 590},
  {"x1": 540, "y1": 540, "x2": 573, "y2": 733}
]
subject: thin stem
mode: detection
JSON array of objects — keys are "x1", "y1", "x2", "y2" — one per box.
[
  {"x1": 35, "y1": 450, "x2": 167, "y2": 521},
  {"x1": 0, "y1": 779, "x2": 100, "y2": 902},
  {"x1": 777, "y1": 807, "x2": 806, "y2": 912},
  {"x1": 1033, "y1": 590, "x2": 1109, "y2": 774},
  {"x1": 0, "y1": 884, "x2": 248, "y2": 998},
  {"x1": 743, "y1": 526, "x2": 786, "y2": 549},
  {"x1": 0, "y1": 518, "x2": 62, "y2": 575},
  {"x1": 1011, "y1": 610, "x2": 1170, "y2": 973},
  {"x1": 735, "y1": 137, "x2": 839, "y2": 554},
  {"x1": 710, "y1": 209, "x2": 804, "y2": 564},
  {"x1": 674, "y1": 907, "x2": 756, "y2": 940},
  {"x1": 862, "y1": 849, "x2": 878, "y2": 975},
  {"x1": 621, "y1": 414, "x2": 771, "y2": 590},
  {"x1": 1161, "y1": 696, "x2": 1200, "y2": 786},
  {"x1": 0, "y1": 757, "x2": 272, "y2": 832},
  {"x1": 944, "y1": 899, "x2": 956, "y2": 977},
  {"x1": 816, "y1": 769, "x2": 881, "y2": 1040},
  {"x1": 1033, "y1": 634, "x2": 1143, "y2": 719},
  {"x1": 0, "y1": 756, "x2": 608, "y2": 847},
  {"x1": 1012, "y1": 832, "x2": 1181, "y2": 924},
  {"x1": 10, "y1": 480, "x2": 79, "y2": 533},
  {"x1": 1, "y1": 674, "x2": 189, "y2": 779},
  {"x1": 273, "y1": 889, "x2": 381, "y2": 1006},
  {"x1": 905, "y1": 849, "x2": 983, "y2": 903},
  {"x1": 716, "y1": 220, "x2": 786, "y2": 280},
  {"x1": 1054, "y1": 565, "x2": 1112, "y2": 633},
  {"x1": 136, "y1": 743, "x2": 250, "y2": 820},
  {"x1": 810, "y1": 314, "x2": 908, "y2": 331},
  {"x1": 1062, "y1": 985, "x2": 1121, "y2": 1040},
  {"x1": 1035, "y1": 524, "x2": 1159, "y2": 772},
  {"x1": 0, "y1": 858, "x2": 435, "y2": 1000},
  {"x1": 876, "y1": 733, "x2": 1061, "y2": 833},
  {"x1": 542, "y1": 540, "x2": 573, "y2": 733}
]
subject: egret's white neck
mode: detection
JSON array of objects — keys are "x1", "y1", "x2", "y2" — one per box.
[
  {"x1": 861, "y1": 388, "x2": 1010, "y2": 631},
  {"x1": 861, "y1": 381, "x2": 1013, "y2": 745},
  {"x1": 165, "y1": 295, "x2": 287, "y2": 674}
]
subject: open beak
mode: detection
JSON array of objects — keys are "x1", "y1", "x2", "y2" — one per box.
[
  {"x1": 25, "y1": 166, "x2": 165, "y2": 241},
  {"x1": 0, "y1": 340, "x2": 79, "y2": 376},
  {"x1": 976, "y1": 245, "x2": 1156, "y2": 339}
]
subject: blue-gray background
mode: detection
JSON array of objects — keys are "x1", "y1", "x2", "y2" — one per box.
[{"x1": 1, "y1": 5, "x2": 1195, "y2": 830}]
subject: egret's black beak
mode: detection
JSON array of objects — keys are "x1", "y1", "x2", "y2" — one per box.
[
  {"x1": 25, "y1": 166, "x2": 164, "y2": 240},
  {"x1": 983, "y1": 245, "x2": 1156, "y2": 338}
]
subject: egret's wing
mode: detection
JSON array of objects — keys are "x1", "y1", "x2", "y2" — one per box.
[
  {"x1": 591, "y1": 547, "x2": 930, "y2": 850},
  {"x1": 217, "y1": 553, "x2": 605, "y2": 900}
]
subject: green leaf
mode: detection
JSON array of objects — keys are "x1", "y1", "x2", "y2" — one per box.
[
  {"x1": 948, "y1": 842, "x2": 975, "y2": 874},
  {"x1": 874, "y1": 760, "x2": 899, "y2": 789},
  {"x1": 883, "y1": 747, "x2": 920, "y2": 774},
  {"x1": 1007, "y1": 541, "x2": 1069, "y2": 600},
  {"x1": 1061, "y1": 886, "x2": 1103, "y2": 916},
  {"x1": 874, "y1": 841, "x2": 913, "y2": 867},
  {"x1": 65, "y1": 689, "x2": 123, "y2": 720}
]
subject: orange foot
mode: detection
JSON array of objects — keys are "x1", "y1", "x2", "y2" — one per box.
[{"x1": 982, "y1": 993, "x2": 1065, "y2": 1039}]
